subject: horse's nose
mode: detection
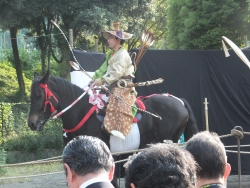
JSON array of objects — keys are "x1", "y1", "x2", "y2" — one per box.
[
  {"x1": 28, "y1": 122, "x2": 37, "y2": 130},
  {"x1": 28, "y1": 115, "x2": 38, "y2": 130}
]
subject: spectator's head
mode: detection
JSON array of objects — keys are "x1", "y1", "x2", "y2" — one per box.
[
  {"x1": 186, "y1": 131, "x2": 231, "y2": 186},
  {"x1": 124, "y1": 143, "x2": 197, "y2": 188},
  {"x1": 62, "y1": 135, "x2": 114, "y2": 188}
]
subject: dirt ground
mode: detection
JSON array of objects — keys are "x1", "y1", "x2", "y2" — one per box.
[{"x1": 0, "y1": 174, "x2": 249, "y2": 188}]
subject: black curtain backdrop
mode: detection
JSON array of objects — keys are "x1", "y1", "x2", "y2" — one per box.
[
  {"x1": 70, "y1": 50, "x2": 105, "y2": 72},
  {"x1": 71, "y1": 49, "x2": 250, "y2": 175}
]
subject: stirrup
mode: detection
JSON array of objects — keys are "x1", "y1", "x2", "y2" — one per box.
[{"x1": 101, "y1": 123, "x2": 110, "y2": 136}]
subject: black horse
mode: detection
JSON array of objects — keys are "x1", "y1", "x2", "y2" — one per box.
[
  {"x1": 28, "y1": 71, "x2": 198, "y2": 187},
  {"x1": 28, "y1": 71, "x2": 198, "y2": 144}
]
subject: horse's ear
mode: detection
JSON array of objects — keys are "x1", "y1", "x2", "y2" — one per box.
[
  {"x1": 39, "y1": 70, "x2": 50, "y2": 84},
  {"x1": 34, "y1": 72, "x2": 40, "y2": 81}
]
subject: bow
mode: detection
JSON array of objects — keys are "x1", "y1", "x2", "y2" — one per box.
[{"x1": 51, "y1": 20, "x2": 162, "y2": 120}]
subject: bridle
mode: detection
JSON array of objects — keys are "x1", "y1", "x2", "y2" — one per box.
[
  {"x1": 39, "y1": 82, "x2": 96, "y2": 133},
  {"x1": 39, "y1": 83, "x2": 58, "y2": 114}
]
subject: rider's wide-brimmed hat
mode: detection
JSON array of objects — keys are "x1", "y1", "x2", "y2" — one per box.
[{"x1": 102, "y1": 22, "x2": 133, "y2": 40}]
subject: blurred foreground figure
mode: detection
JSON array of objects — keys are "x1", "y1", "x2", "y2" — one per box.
[
  {"x1": 186, "y1": 131, "x2": 231, "y2": 188},
  {"x1": 124, "y1": 143, "x2": 197, "y2": 188},
  {"x1": 62, "y1": 135, "x2": 115, "y2": 188}
]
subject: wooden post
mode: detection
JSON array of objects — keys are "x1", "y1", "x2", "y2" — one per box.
[
  {"x1": 204, "y1": 98, "x2": 209, "y2": 131},
  {"x1": 69, "y1": 29, "x2": 73, "y2": 49},
  {"x1": 95, "y1": 39, "x2": 98, "y2": 52},
  {"x1": 244, "y1": 35, "x2": 248, "y2": 48}
]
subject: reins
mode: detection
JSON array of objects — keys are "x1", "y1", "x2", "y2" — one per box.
[
  {"x1": 51, "y1": 85, "x2": 93, "y2": 119},
  {"x1": 62, "y1": 105, "x2": 98, "y2": 133},
  {"x1": 39, "y1": 83, "x2": 96, "y2": 133}
]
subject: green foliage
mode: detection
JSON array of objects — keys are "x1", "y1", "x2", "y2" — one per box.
[
  {"x1": 2, "y1": 119, "x2": 64, "y2": 152},
  {"x1": 0, "y1": 49, "x2": 64, "y2": 158},
  {"x1": 3, "y1": 48, "x2": 60, "y2": 80},
  {"x1": 0, "y1": 103, "x2": 14, "y2": 143},
  {"x1": 0, "y1": 62, "x2": 31, "y2": 102},
  {"x1": 0, "y1": 149, "x2": 6, "y2": 164},
  {"x1": 0, "y1": 149, "x2": 6, "y2": 175},
  {"x1": 167, "y1": 0, "x2": 250, "y2": 49}
]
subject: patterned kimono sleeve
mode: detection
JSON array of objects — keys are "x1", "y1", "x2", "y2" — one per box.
[{"x1": 93, "y1": 51, "x2": 112, "y2": 79}]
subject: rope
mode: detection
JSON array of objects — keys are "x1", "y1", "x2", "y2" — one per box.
[
  {"x1": 114, "y1": 159, "x2": 129, "y2": 164},
  {"x1": 112, "y1": 148, "x2": 146, "y2": 156},
  {"x1": 243, "y1": 131, "x2": 250, "y2": 135},
  {"x1": 0, "y1": 171, "x2": 64, "y2": 181},
  {"x1": 219, "y1": 133, "x2": 234, "y2": 139},
  {"x1": 224, "y1": 144, "x2": 250, "y2": 148},
  {"x1": 34, "y1": 156, "x2": 62, "y2": 161},
  {"x1": 0, "y1": 159, "x2": 61, "y2": 168},
  {"x1": 226, "y1": 150, "x2": 250, "y2": 154},
  {"x1": 231, "y1": 129, "x2": 244, "y2": 139},
  {"x1": 219, "y1": 128, "x2": 245, "y2": 139}
]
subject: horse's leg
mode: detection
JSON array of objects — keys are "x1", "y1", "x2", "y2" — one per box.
[
  {"x1": 181, "y1": 98, "x2": 199, "y2": 141},
  {"x1": 137, "y1": 113, "x2": 156, "y2": 148},
  {"x1": 155, "y1": 115, "x2": 185, "y2": 143},
  {"x1": 140, "y1": 96, "x2": 189, "y2": 144}
]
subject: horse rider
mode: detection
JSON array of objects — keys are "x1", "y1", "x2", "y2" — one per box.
[{"x1": 92, "y1": 22, "x2": 137, "y2": 139}]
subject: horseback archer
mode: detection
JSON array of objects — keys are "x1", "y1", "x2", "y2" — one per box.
[{"x1": 91, "y1": 22, "x2": 137, "y2": 139}]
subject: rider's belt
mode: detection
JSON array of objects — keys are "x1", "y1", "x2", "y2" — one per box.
[{"x1": 109, "y1": 79, "x2": 133, "y2": 89}]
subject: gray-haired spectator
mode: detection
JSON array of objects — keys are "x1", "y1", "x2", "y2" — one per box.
[
  {"x1": 62, "y1": 135, "x2": 115, "y2": 188},
  {"x1": 186, "y1": 131, "x2": 231, "y2": 188}
]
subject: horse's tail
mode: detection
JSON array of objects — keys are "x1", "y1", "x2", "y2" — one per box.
[{"x1": 181, "y1": 98, "x2": 199, "y2": 141}]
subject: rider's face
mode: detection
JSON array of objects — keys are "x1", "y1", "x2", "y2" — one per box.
[{"x1": 107, "y1": 35, "x2": 120, "y2": 50}]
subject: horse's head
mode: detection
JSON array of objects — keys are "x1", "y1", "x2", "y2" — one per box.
[{"x1": 28, "y1": 71, "x2": 58, "y2": 131}]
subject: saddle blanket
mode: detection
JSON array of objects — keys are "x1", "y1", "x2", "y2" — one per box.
[{"x1": 110, "y1": 122, "x2": 140, "y2": 153}]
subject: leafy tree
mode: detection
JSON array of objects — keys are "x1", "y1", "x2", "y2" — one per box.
[
  {"x1": 0, "y1": 0, "x2": 28, "y2": 94},
  {"x1": 0, "y1": 0, "x2": 168, "y2": 81},
  {"x1": 167, "y1": 0, "x2": 250, "y2": 49},
  {"x1": 22, "y1": 0, "x2": 157, "y2": 77},
  {"x1": 126, "y1": 0, "x2": 168, "y2": 50},
  {"x1": 59, "y1": 0, "x2": 151, "y2": 52}
]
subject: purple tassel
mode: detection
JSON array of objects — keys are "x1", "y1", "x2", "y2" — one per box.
[{"x1": 116, "y1": 30, "x2": 122, "y2": 38}]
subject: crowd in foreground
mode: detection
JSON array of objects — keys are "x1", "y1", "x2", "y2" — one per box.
[{"x1": 62, "y1": 131, "x2": 230, "y2": 188}]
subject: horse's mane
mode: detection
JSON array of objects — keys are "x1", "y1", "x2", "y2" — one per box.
[
  {"x1": 31, "y1": 75, "x2": 84, "y2": 99},
  {"x1": 49, "y1": 76, "x2": 85, "y2": 100}
]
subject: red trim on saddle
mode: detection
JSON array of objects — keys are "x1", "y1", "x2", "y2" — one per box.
[
  {"x1": 40, "y1": 84, "x2": 58, "y2": 113},
  {"x1": 136, "y1": 98, "x2": 146, "y2": 110},
  {"x1": 63, "y1": 105, "x2": 98, "y2": 133},
  {"x1": 133, "y1": 98, "x2": 146, "y2": 123},
  {"x1": 133, "y1": 118, "x2": 138, "y2": 123},
  {"x1": 137, "y1": 94, "x2": 159, "y2": 100}
]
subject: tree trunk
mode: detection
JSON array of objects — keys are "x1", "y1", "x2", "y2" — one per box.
[
  {"x1": 41, "y1": 47, "x2": 47, "y2": 75},
  {"x1": 9, "y1": 27, "x2": 25, "y2": 94}
]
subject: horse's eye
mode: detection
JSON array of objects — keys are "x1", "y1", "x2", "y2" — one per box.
[{"x1": 30, "y1": 95, "x2": 42, "y2": 102}]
